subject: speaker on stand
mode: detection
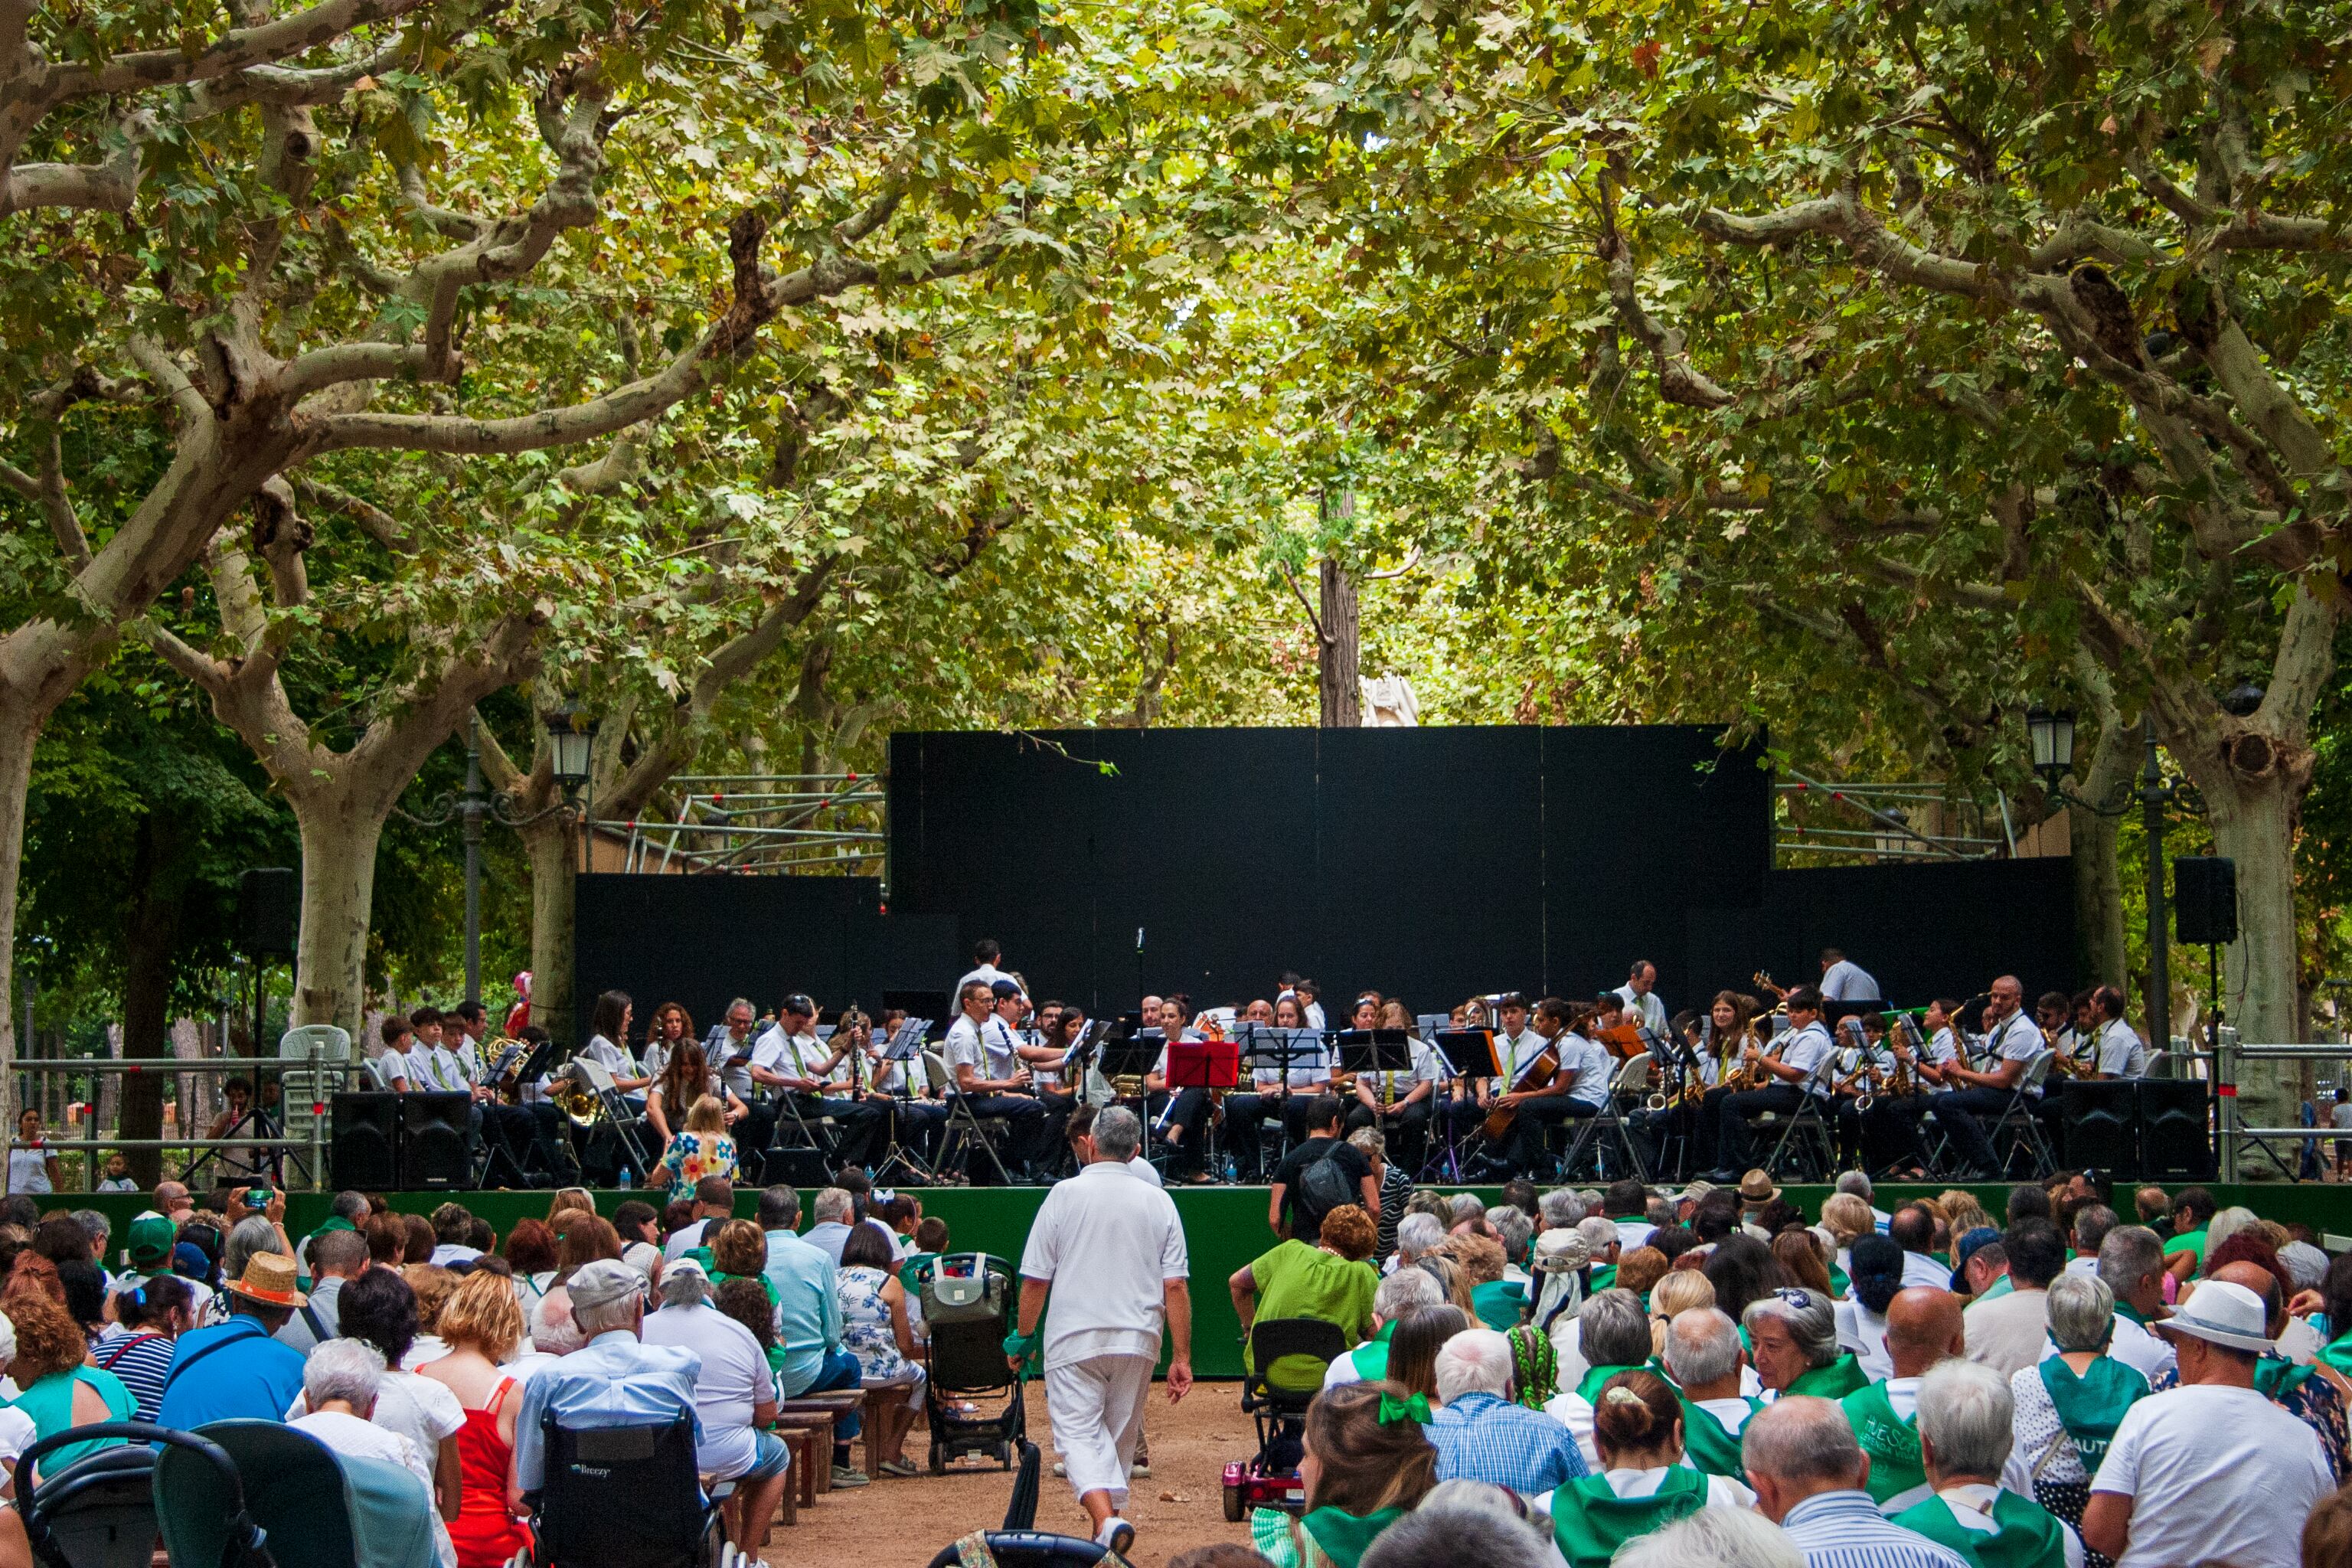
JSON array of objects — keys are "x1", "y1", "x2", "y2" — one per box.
[
  {"x1": 2173, "y1": 858, "x2": 2239, "y2": 946},
  {"x1": 332, "y1": 1092, "x2": 401, "y2": 1188}
]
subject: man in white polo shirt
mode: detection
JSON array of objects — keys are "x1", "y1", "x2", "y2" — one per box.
[{"x1": 1010, "y1": 1106, "x2": 1191, "y2": 1558}]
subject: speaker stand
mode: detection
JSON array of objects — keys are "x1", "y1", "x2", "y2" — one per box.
[{"x1": 185, "y1": 1104, "x2": 296, "y2": 1189}]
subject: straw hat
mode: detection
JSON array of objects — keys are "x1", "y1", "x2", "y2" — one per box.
[
  {"x1": 224, "y1": 1252, "x2": 308, "y2": 1308},
  {"x1": 1736, "y1": 1170, "x2": 1780, "y2": 1204}
]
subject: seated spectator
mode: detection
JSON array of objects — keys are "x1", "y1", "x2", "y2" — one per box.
[
  {"x1": 1646, "y1": 1268, "x2": 1716, "y2": 1361},
  {"x1": 279, "y1": 1229, "x2": 369, "y2": 1354},
  {"x1": 706, "y1": 1219, "x2": 779, "y2": 1312},
  {"x1": 2201, "y1": 1259, "x2": 2350, "y2": 1484},
  {"x1": 299, "y1": 1266, "x2": 463, "y2": 1523},
  {"x1": 402, "y1": 1213, "x2": 436, "y2": 1266},
  {"x1": 1385, "y1": 1305, "x2": 1468, "y2": 1405},
  {"x1": 5, "y1": 1292, "x2": 131, "y2": 1472},
  {"x1": 662, "y1": 1177, "x2": 734, "y2": 1262},
  {"x1": 1745, "y1": 1286, "x2": 1866, "y2": 1399},
  {"x1": 756, "y1": 1184, "x2": 867, "y2": 1488},
  {"x1": 531, "y1": 1216, "x2": 622, "y2": 1351},
  {"x1": 1544, "y1": 1289, "x2": 1654, "y2": 1471},
  {"x1": 835, "y1": 1220, "x2": 924, "y2": 1477},
  {"x1": 1742, "y1": 1396, "x2": 1968, "y2": 1568},
  {"x1": 512, "y1": 1259, "x2": 702, "y2": 1514},
  {"x1": 1325, "y1": 1269, "x2": 1445, "y2": 1391},
  {"x1": 90, "y1": 1273, "x2": 193, "y2": 1421},
  {"x1": 1232, "y1": 1205, "x2": 1381, "y2": 1391},
  {"x1": 2006, "y1": 1274, "x2": 2148, "y2": 1546},
  {"x1": 364, "y1": 1212, "x2": 409, "y2": 1269},
  {"x1": 1965, "y1": 1223, "x2": 2064, "y2": 1378},
  {"x1": 501, "y1": 1220, "x2": 559, "y2": 1316},
  {"x1": 1247, "y1": 1381, "x2": 1437, "y2": 1568},
  {"x1": 401, "y1": 1263, "x2": 460, "y2": 1370},
  {"x1": 713, "y1": 1276, "x2": 786, "y2": 1396},
  {"x1": 429, "y1": 1204, "x2": 484, "y2": 1269},
  {"x1": 1612, "y1": 1507, "x2": 1811, "y2": 1568},
  {"x1": 1530, "y1": 1227, "x2": 1594, "y2": 1335},
  {"x1": 155, "y1": 1253, "x2": 307, "y2": 1429},
  {"x1": 1838, "y1": 1235, "x2": 1905, "y2": 1382},
  {"x1": 1664, "y1": 1308, "x2": 1761, "y2": 1478},
  {"x1": 635, "y1": 1259, "x2": 790, "y2": 1553},
  {"x1": 415, "y1": 1271, "x2": 534, "y2": 1568},
  {"x1": 1893, "y1": 1360, "x2": 2078, "y2": 1568},
  {"x1": 1442, "y1": 1233, "x2": 1517, "y2": 1331},
  {"x1": 1425, "y1": 1327, "x2": 1586, "y2": 1496},
  {"x1": 1773, "y1": 1231, "x2": 1836, "y2": 1300},
  {"x1": 802, "y1": 1187, "x2": 859, "y2": 1266},
  {"x1": 1354, "y1": 1496, "x2": 1554, "y2": 1568},
  {"x1": 56, "y1": 1259, "x2": 106, "y2": 1346},
  {"x1": 1540, "y1": 1368, "x2": 1756, "y2": 1566},
  {"x1": 658, "y1": 1096, "x2": 739, "y2": 1206},
  {"x1": 289, "y1": 1338, "x2": 454, "y2": 1568},
  {"x1": 1704, "y1": 1233, "x2": 1795, "y2": 1328}
]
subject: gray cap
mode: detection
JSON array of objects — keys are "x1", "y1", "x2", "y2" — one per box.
[{"x1": 569, "y1": 1257, "x2": 649, "y2": 1313}]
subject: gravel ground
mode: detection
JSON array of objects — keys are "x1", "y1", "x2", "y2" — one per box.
[{"x1": 763, "y1": 1380, "x2": 1267, "y2": 1566}]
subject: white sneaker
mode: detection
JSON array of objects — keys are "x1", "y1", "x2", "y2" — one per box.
[{"x1": 1096, "y1": 1517, "x2": 1135, "y2": 1557}]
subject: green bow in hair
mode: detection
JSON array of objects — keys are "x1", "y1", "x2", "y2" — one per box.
[{"x1": 1377, "y1": 1391, "x2": 1432, "y2": 1426}]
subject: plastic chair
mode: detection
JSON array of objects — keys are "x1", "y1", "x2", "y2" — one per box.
[
  {"x1": 14, "y1": 1422, "x2": 202, "y2": 1568},
  {"x1": 162, "y1": 1420, "x2": 435, "y2": 1568},
  {"x1": 278, "y1": 1024, "x2": 355, "y2": 1165}
]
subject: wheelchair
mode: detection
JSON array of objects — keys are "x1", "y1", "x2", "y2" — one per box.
[{"x1": 523, "y1": 1413, "x2": 737, "y2": 1568}]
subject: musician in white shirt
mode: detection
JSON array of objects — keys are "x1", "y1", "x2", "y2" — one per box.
[
  {"x1": 1818, "y1": 948, "x2": 1882, "y2": 1003},
  {"x1": 943, "y1": 979, "x2": 1046, "y2": 1177},
  {"x1": 1224, "y1": 992, "x2": 1328, "y2": 1178},
  {"x1": 750, "y1": 993, "x2": 880, "y2": 1167},
  {"x1": 956, "y1": 938, "x2": 1016, "y2": 998},
  {"x1": 404, "y1": 1005, "x2": 449, "y2": 1091},
  {"x1": 1928, "y1": 975, "x2": 2046, "y2": 1179},
  {"x1": 1500, "y1": 995, "x2": 1617, "y2": 1179},
  {"x1": 1710, "y1": 985, "x2": 1837, "y2": 1178},
  {"x1": 1347, "y1": 998, "x2": 1439, "y2": 1171},
  {"x1": 992, "y1": 984, "x2": 1073, "y2": 1165},
  {"x1": 580, "y1": 990, "x2": 649, "y2": 1092},
  {"x1": 1871, "y1": 999, "x2": 1966, "y2": 1178},
  {"x1": 371, "y1": 1016, "x2": 417, "y2": 1091},
  {"x1": 2089, "y1": 986, "x2": 2150, "y2": 1078},
  {"x1": 700, "y1": 998, "x2": 778, "y2": 1152},
  {"x1": 1612, "y1": 961, "x2": 1669, "y2": 1037}
]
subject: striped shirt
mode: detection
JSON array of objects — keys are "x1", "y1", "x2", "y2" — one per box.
[
  {"x1": 90, "y1": 1328, "x2": 176, "y2": 1421},
  {"x1": 1779, "y1": 1489, "x2": 1971, "y2": 1568}
]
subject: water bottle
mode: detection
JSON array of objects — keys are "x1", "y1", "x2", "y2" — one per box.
[
  {"x1": 617, "y1": 1167, "x2": 632, "y2": 1190},
  {"x1": 1223, "y1": 1156, "x2": 1238, "y2": 1183}
]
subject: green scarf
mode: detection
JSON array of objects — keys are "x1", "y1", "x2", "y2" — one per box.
[
  {"x1": 2035, "y1": 1356, "x2": 2146, "y2": 1471},
  {"x1": 1575, "y1": 1362, "x2": 1648, "y2": 1404},
  {"x1": 2320, "y1": 1326, "x2": 2352, "y2": 1380},
  {"x1": 2114, "y1": 1301, "x2": 2150, "y2": 1328},
  {"x1": 1677, "y1": 1396, "x2": 1762, "y2": 1478},
  {"x1": 1893, "y1": 1489, "x2": 2070, "y2": 1568},
  {"x1": 2256, "y1": 1355, "x2": 2318, "y2": 1401},
  {"x1": 1841, "y1": 1380, "x2": 1928, "y2": 1510},
  {"x1": 1349, "y1": 1321, "x2": 1397, "y2": 1382},
  {"x1": 1551, "y1": 1467, "x2": 1709, "y2": 1568},
  {"x1": 1589, "y1": 1265, "x2": 1618, "y2": 1294},
  {"x1": 1787, "y1": 1354, "x2": 1868, "y2": 1400},
  {"x1": 1299, "y1": 1507, "x2": 1406, "y2": 1568},
  {"x1": 1472, "y1": 1279, "x2": 1528, "y2": 1331}
]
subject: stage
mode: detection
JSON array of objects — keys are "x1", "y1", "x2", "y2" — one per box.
[{"x1": 65, "y1": 1181, "x2": 2352, "y2": 1377}]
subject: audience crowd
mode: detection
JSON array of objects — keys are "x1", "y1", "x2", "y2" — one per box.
[{"x1": 0, "y1": 1165, "x2": 2347, "y2": 1568}]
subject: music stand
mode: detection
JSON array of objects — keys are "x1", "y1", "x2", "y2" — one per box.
[
  {"x1": 1429, "y1": 1029, "x2": 1503, "y2": 1181},
  {"x1": 1240, "y1": 1024, "x2": 1328, "y2": 1169},
  {"x1": 858, "y1": 1019, "x2": 933, "y2": 1186},
  {"x1": 1158, "y1": 1034, "x2": 1241, "y2": 1174},
  {"x1": 1096, "y1": 1033, "x2": 1166, "y2": 1156}
]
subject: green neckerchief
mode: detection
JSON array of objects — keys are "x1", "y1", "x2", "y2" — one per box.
[
  {"x1": 1842, "y1": 1380, "x2": 1927, "y2": 1508},
  {"x1": 1551, "y1": 1467, "x2": 1709, "y2": 1568},
  {"x1": 2162, "y1": 1226, "x2": 2208, "y2": 1258},
  {"x1": 1589, "y1": 1265, "x2": 1618, "y2": 1294},
  {"x1": 2256, "y1": 1354, "x2": 2318, "y2": 1401},
  {"x1": 2114, "y1": 1301, "x2": 2150, "y2": 1328},
  {"x1": 1472, "y1": 1278, "x2": 1527, "y2": 1331},
  {"x1": 1575, "y1": 1362, "x2": 1648, "y2": 1404},
  {"x1": 1978, "y1": 1274, "x2": 2016, "y2": 1302},
  {"x1": 2035, "y1": 1356, "x2": 2147, "y2": 1469},
  {"x1": 1297, "y1": 1507, "x2": 1406, "y2": 1568},
  {"x1": 1677, "y1": 1396, "x2": 1763, "y2": 1478},
  {"x1": 1829, "y1": 1263, "x2": 1851, "y2": 1298},
  {"x1": 1349, "y1": 1321, "x2": 1396, "y2": 1382},
  {"x1": 2319, "y1": 1325, "x2": 2352, "y2": 1380},
  {"x1": 1894, "y1": 1489, "x2": 2070, "y2": 1568},
  {"x1": 1787, "y1": 1354, "x2": 1869, "y2": 1400},
  {"x1": 1930, "y1": 1252, "x2": 1952, "y2": 1266}
]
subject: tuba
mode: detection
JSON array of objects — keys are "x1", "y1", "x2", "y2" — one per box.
[{"x1": 550, "y1": 1062, "x2": 605, "y2": 1127}]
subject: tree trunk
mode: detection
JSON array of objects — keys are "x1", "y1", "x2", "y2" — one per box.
[
  {"x1": 2201, "y1": 767, "x2": 2302, "y2": 1129},
  {"x1": 1318, "y1": 557, "x2": 1361, "y2": 727},
  {"x1": 291, "y1": 798, "x2": 387, "y2": 1038},
  {"x1": 118, "y1": 812, "x2": 182, "y2": 1187},
  {"x1": 0, "y1": 702, "x2": 43, "y2": 1158},
  {"x1": 523, "y1": 815, "x2": 579, "y2": 1047},
  {"x1": 2067, "y1": 724, "x2": 2137, "y2": 992}
]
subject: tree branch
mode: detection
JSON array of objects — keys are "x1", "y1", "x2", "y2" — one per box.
[{"x1": 47, "y1": 0, "x2": 426, "y2": 101}]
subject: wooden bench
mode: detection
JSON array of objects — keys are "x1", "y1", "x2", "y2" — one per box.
[{"x1": 779, "y1": 1388, "x2": 876, "y2": 1480}]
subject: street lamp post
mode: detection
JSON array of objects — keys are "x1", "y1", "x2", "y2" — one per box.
[
  {"x1": 403, "y1": 707, "x2": 597, "y2": 1006},
  {"x1": 2029, "y1": 708, "x2": 2190, "y2": 1051}
]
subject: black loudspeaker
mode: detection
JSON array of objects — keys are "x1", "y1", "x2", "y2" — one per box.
[
  {"x1": 2138, "y1": 1079, "x2": 2215, "y2": 1181},
  {"x1": 760, "y1": 1148, "x2": 834, "y2": 1188},
  {"x1": 400, "y1": 1092, "x2": 474, "y2": 1189},
  {"x1": 332, "y1": 1092, "x2": 401, "y2": 1188},
  {"x1": 237, "y1": 867, "x2": 299, "y2": 957},
  {"x1": 2058, "y1": 1080, "x2": 2140, "y2": 1178},
  {"x1": 2174, "y1": 857, "x2": 2239, "y2": 946}
]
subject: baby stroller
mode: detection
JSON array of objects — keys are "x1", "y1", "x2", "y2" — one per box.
[
  {"x1": 918, "y1": 1251, "x2": 1028, "y2": 1473},
  {"x1": 155, "y1": 1419, "x2": 439, "y2": 1568},
  {"x1": 1220, "y1": 1318, "x2": 1347, "y2": 1522}
]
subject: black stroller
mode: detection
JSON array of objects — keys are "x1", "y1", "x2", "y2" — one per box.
[{"x1": 919, "y1": 1251, "x2": 1029, "y2": 1472}]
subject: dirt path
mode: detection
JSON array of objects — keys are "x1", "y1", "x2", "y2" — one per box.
[{"x1": 764, "y1": 1381, "x2": 1266, "y2": 1566}]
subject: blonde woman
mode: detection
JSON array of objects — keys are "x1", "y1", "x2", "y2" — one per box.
[
  {"x1": 416, "y1": 1272, "x2": 532, "y2": 1568},
  {"x1": 1647, "y1": 1269, "x2": 1716, "y2": 1361}
]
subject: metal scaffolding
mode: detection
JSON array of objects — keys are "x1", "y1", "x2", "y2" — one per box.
[
  {"x1": 1775, "y1": 774, "x2": 2011, "y2": 862},
  {"x1": 602, "y1": 773, "x2": 886, "y2": 874}
]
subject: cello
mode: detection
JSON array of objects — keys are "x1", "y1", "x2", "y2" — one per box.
[{"x1": 1480, "y1": 1029, "x2": 1563, "y2": 1142}]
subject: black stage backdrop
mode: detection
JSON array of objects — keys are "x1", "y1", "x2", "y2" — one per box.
[
  {"x1": 572, "y1": 728, "x2": 2077, "y2": 1041},
  {"x1": 887, "y1": 726, "x2": 1772, "y2": 1017}
]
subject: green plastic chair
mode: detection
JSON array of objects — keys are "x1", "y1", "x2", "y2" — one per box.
[{"x1": 156, "y1": 1421, "x2": 434, "y2": 1568}]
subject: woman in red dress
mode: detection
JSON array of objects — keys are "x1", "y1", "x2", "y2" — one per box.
[{"x1": 416, "y1": 1269, "x2": 534, "y2": 1567}]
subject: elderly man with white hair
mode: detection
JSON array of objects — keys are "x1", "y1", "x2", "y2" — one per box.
[
  {"x1": 1326, "y1": 1266, "x2": 1445, "y2": 1390},
  {"x1": 1613, "y1": 1507, "x2": 1807, "y2": 1568},
  {"x1": 289, "y1": 1338, "x2": 456, "y2": 1568},
  {"x1": 1010, "y1": 1105, "x2": 1191, "y2": 1558},
  {"x1": 1424, "y1": 1327, "x2": 1585, "y2": 1496},
  {"x1": 640, "y1": 1257, "x2": 792, "y2": 1554},
  {"x1": 1665, "y1": 1308, "x2": 1762, "y2": 1477},
  {"x1": 1892, "y1": 1361, "x2": 2081, "y2": 1568},
  {"x1": 510, "y1": 1259, "x2": 704, "y2": 1517},
  {"x1": 1740, "y1": 1396, "x2": 1968, "y2": 1568}
]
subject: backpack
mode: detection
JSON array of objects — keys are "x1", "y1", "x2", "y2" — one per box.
[{"x1": 1298, "y1": 1145, "x2": 1354, "y2": 1219}]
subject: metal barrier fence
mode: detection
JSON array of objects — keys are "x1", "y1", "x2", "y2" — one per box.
[
  {"x1": 2, "y1": 1047, "x2": 351, "y2": 1192},
  {"x1": 2211, "y1": 1040, "x2": 2352, "y2": 1183}
]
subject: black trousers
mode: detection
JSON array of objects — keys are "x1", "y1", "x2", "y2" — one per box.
[
  {"x1": 947, "y1": 1093, "x2": 1044, "y2": 1177},
  {"x1": 1928, "y1": 1086, "x2": 2017, "y2": 1174},
  {"x1": 1344, "y1": 1098, "x2": 1433, "y2": 1173},
  {"x1": 1504, "y1": 1097, "x2": 1595, "y2": 1176},
  {"x1": 1152, "y1": 1088, "x2": 1217, "y2": 1177},
  {"x1": 1716, "y1": 1084, "x2": 1807, "y2": 1170}
]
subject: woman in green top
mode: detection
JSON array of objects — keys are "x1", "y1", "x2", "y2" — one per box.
[
  {"x1": 1232, "y1": 1206, "x2": 1381, "y2": 1390},
  {"x1": 1746, "y1": 1286, "x2": 1868, "y2": 1399},
  {"x1": 1547, "y1": 1370, "x2": 1756, "y2": 1568},
  {"x1": 6, "y1": 1292, "x2": 133, "y2": 1474},
  {"x1": 1247, "y1": 1381, "x2": 1438, "y2": 1568}
]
